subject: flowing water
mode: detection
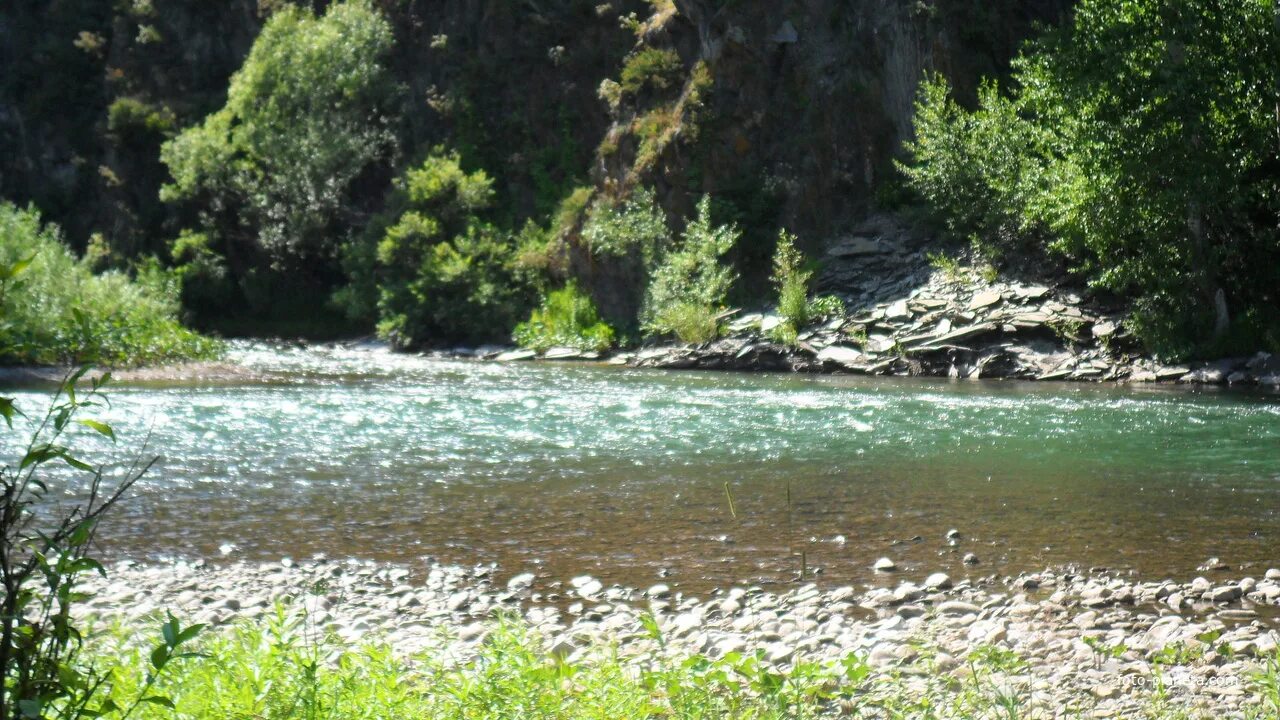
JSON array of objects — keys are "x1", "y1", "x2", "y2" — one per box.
[{"x1": 4, "y1": 343, "x2": 1280, "y2": 592}]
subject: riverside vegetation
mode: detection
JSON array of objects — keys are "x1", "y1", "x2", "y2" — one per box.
[{"x1": 2, "y1": 0, "x2": 1277, "y2": 368}]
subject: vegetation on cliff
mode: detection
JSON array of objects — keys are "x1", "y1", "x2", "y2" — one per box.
[{"x1": 2, "y1": 0, "x2": 1276, "y2": 362}]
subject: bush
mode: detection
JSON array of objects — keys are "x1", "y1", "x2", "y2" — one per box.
[
  {"x1": 513, "y1": 283, "x2": 615, "y2": 353},
  {"x1": 0, "y1": 204, "x2": 218, "y2": 366},
  {"x1": 618, "y1": 47, "x2": 682, "y2": 96},
  {"x1": 900, "y1": 0, "x2": 1280, "y2": 358},
  {"x1": 768, "y1": 231, "x2": 844, "y2": 346},
  {"x1": 641, "y1": 196, "x2": 739, "y2": 343},
  {"x1": 772, "y1": 231, "x2": 810, "y2": 332},
  {"x1": 1, "y1": 376, "x2": 202, "y2": 718},
  {"x1": 342, "y1": 151, "x2": 535, "y2": 347},
  {"x1": 581, "y1": 186, "x2": 671, "y2": 266}
]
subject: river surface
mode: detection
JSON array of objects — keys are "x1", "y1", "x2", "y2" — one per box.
[{"x1": 3, "y1": 343, "x2": 1280, "y2": 592}]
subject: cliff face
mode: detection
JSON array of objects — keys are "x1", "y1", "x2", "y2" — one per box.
[
  {"x1": 0, "y1": 0, "x2": 262, "y2": 251},
  {"x1": 0, "y1": 0, "x2": 1067, "y2": 322},
  {"x1": 595, "y1": 0, "x2": 1069, "y2": 231},
  {"x1": 569, "y1": 0, "x2": 1069, "y2": 324}
]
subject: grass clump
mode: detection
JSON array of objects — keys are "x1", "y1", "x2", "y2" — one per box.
[
  {"x1": 769, "y1": 231, "x2": 844, "y2": 346},
  {"x1": 0, "y1": 203, "x2": 219, "y2": 366},
  {"x1": 618, "y1": 47, "x2": 683, "y2": 97},
  {"x1": 513, "y1": 283, "x2": 615, "y2": 353},
  {"x1": 641, "y1": 196, "x2": 738, "y2": 344}
]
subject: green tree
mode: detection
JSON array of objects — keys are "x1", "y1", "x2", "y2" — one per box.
[
  {"x1": 160, "y1": 0, "x2": 398, "y2": 268},
  {"x1": 902, "y1": 0, "x2": 1280, "y2": 358},
  {"x1": 641, "y1": 196, "x2": 739, "y2": 343},
  {"x1": 344, "y1": 151, "x2": 535, "y2": 347}
]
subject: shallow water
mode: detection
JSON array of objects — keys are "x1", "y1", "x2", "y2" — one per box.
[{"x1": 4, "y1": 342, "x2": 1279, "y2": 592}]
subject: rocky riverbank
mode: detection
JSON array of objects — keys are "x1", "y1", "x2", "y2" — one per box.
[
  {"x1": 83, "y1": 558, "x2": 1280, "y2": 717},
  {"x1": 468, "y1": 220, "x2": 1280, "y2": 389}
]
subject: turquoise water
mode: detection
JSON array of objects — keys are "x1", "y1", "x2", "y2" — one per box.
[{"x1": 4, "y1": 343, "x2": 1279, "y2": 590}]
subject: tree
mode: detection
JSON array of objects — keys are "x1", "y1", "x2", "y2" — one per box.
[
  {"x1": 160, "y1": 0, "x2": 398, "y2": 269},
  {"x1": 344, "y1": 151, "x2": 535, "y2": 347},
  {"x1": 903, "y1": 0, "x2": 1280, "y2": 358}
]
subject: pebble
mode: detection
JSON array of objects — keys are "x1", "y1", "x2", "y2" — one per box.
[
  {"x1": 507, "y1": 572, "x2": 536, "y2": 591},
  {"x1": 874, "y1": 557, "x2": 897, "y2": 572},
  {"x1": 924, "y1": 572, "x2": 953, "y2": 590}
]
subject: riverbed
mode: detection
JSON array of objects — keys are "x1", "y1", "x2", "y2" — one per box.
[{"x1": 3, "y1": 342, "x2": 1279, "y2": 593}]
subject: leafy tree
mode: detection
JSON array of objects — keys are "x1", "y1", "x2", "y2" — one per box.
[
  {"x1": 343, "y1": 151, "x2": 536, "y2": 347},
  {"x1": 160, "y1": 0, "x2": 398, "y2": 267},
  {"x1": 902, "y1": 0, "x2": 1280, "y2": 358}
]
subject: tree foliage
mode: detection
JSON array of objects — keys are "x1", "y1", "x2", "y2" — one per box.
[
  {"x1": 0, "y1": 204, "x2": 217, "y2": 366},
  {"x1": 902, "y1": 0, "x2": 1280, "y2": 358},
  {"x1": 343, "y1": 151, "x2": 536, "y2": 348},
  {"x1": 641, "y1": 196, "x2": 739, "y2": 343},
  {"x1": 160, "y1": 0, "x2": 398, "y2": 264}
]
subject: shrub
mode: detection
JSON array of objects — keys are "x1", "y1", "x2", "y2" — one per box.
[
  {"x1": 341, "y1": 151, "x2": 535, "y2": 347},
  {"x1": 768, "y1": 231, "x2": 843, "y2": 345},
  {"x1": 106, "y1": 97, "x2": 175, "y2": 147},
  {"x1": 772, "y1": 231, "x2": 810, "y2": 331},
  {"x1": 551, "y1": 186, "x2": 595, "y2": 240},
  {"x1": 513, "y1": 283, "x2": 615, "y2": 353},
  {"x1": 618, "y1": 47, "x2": 682, "y2": 96},
  {"x1": 1, "y1": 376, "x2": 202, "y2": 718},
  {"x1": 808, "y1": 294, "x2": 846, "y2": 320},
  {"x1": 641, "y1": 196, "x2": 739, "y2": 343},
  {"x1": 0, "y1": 204, "x2": 218, "y2": 366},
  {"x1": 581, "y1": 186, "x2": 671, "y2": 266}
]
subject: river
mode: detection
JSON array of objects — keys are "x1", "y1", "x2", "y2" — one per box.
[{"x1": 4, "y1": 342, "x2": 1279, "y2": 592}]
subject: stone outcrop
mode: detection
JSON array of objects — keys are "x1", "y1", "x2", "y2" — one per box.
[{"x1": 612, "y1": 222, "x2": 1280, "y2": 387}]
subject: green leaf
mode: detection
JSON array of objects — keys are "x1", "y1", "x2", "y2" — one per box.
[
  {"x1": 150, "y1": 644, "x2": 170, "y2": 670},
  {"x1": 67, "y1": 520, "x2": 96, "y2": 547},
  {"x1": 63, "y1": 455, "x2": 96, "y2": 473},
  {"x1": 138, "y1": 696, "x2": 176, "y2": 709},
  {"x1": 161, "y1": 615, "x2": 179, "y2": 647},
  {"x1": 65, "y1": 557, "x2": 105, "y2": 576},
  {"x1": 20, "y1": 444, "x2": 64, "y2": 469},
  {"x1": 17, "y1": 699, "x2": 41, "y2": 718},
  {"x1": 0, "y1": 397, "x2": 17, "y2": 429},
  {"x1": 78, "y1": 419, "x2": 116, "y2": 442},
  {"x1": 176, "y1": 622, "x2": 206, "y2": 645}
]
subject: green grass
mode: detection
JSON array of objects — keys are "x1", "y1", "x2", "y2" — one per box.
[{"x1": 81, "y1": 608, "x2": 1280, "y2": 720}]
